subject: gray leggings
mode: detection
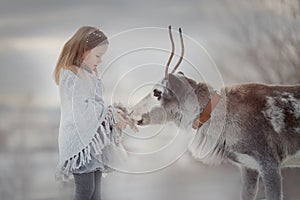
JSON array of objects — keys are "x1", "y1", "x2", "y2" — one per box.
[{"x1": 73, "y1": 170, "x2": 102, "y2": 200}]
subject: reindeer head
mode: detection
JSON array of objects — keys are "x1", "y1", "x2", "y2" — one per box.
[{"x1": 129, "y1": 26, "x2": 201, "y2": 127}]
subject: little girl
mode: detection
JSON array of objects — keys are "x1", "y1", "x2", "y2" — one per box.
[{"x1": 54, "y1": 26, "x2": 130, "y2": 200}]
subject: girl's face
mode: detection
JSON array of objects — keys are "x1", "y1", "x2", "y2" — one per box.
[{"x1": 82, "y1": 44, "x2": 108, "y2": 71}]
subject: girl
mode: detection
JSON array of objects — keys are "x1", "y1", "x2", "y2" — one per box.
[{"x1": 54, "y1": 26, "x2": 130, "y2": 200}]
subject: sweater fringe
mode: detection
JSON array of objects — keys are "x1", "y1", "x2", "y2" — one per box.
[{"x1": 55, "y1": 109, "x2": 122, "y2": 181}]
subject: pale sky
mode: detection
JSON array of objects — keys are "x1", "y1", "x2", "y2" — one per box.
[{"x1": 0, "y1": 0, "x2": 298, "y2": 107}]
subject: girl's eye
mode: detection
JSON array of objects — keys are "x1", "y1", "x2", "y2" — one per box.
[{"x1": 96, "y1": 55, "x2": 100, "y2": 58}]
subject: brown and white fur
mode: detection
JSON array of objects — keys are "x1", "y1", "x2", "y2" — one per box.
[
  {"x1": 129, "y1": 73, "x2": 300, "y2": 200},
  {"x1": 128, "y1": 27, "x2": 300, "y2": 200}
]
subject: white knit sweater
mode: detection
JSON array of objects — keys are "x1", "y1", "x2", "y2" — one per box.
[{"x1": 56, "y1": 67, "x2": 121, "y2": 180}]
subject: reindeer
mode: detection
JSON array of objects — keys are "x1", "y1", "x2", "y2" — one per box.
[{"x1": 128, "y1": 26, "x2": 300, "y2": 200}]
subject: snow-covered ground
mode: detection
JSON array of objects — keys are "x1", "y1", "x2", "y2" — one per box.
[
  {"x1": 0, "y1": 107, "x2": 300, "y2": 200},
  {"x1": 1, "y1": 151, "x2": 300, "y2": 200}
]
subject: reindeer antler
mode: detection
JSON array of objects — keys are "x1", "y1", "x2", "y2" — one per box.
[
  {"x1": 165, "y1": 25, "x2": 175, "y2": 78},
  {"x1": 165, "y1": 26, "x2": 185, "y2": 78},
  {"x1": 171, "y1": 27, "x2": 184, "y2": 73}
]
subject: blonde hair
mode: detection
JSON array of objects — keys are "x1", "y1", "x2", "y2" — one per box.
[{"x1": 53, "y1": 26, "x2": 108, "y2": 85}]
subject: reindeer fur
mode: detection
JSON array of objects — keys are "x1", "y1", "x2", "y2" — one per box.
[{"x1": 130, "y1": 73, "x2": 300, "y2": 200}]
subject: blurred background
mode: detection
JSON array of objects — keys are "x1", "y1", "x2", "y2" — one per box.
[{"x1": 1, "y1": 0, "x2": 300, "y2": 199}]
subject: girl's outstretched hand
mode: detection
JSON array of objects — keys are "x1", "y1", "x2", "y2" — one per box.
[
  {"x1": 116, "y1": 112, "x2": 129, "y2": 130},
  {"x1": 113, "y1": 103, "x2": 139, "y2": 132}
]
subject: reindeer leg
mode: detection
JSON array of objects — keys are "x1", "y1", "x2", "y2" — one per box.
[
  {"x1": 260, "y1": 162, "x2": 282, "y2": 200},
  {"x1": 240, "y1": 167, "x2": 260, "y2": 200}
]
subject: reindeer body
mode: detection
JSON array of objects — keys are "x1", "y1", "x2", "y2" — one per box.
[
  {"x1": 130, "y1": 74, "x2": 300, "y2": 200},
  {"x1": 191, "y1": 81, "x2": 300, "y2": 200},
  {"x1": 193, "y1": 82, "x2": 300, "y2": 164},
  {"x1": 129, "y1": 26, "x2": 300, "y2": 200}
]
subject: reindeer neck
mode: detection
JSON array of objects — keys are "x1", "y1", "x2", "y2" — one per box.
[{"x1": 194, "y1": 82, "x2": 214, "y2": 109}]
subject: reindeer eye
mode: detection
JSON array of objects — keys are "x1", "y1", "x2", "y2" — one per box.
[{"x1": 153, "y1": 89, "x2": 162, "y2": 100}]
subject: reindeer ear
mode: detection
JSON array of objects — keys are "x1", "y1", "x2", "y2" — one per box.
[
  {"x1": 167, "y1": 74, "x2": 180, "y2": 90},
  {"x1": 167, "y1": 73, "x2": 194, "y2": 103},
  {"x1": 167, "y1": 73, "x2": 183, "y2": 92}
]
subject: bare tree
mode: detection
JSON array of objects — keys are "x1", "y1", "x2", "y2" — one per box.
[
  {"x1": 214, "y1": 7, "x2": 300, "y2": 85},
  {"x1": 258, "y1": 0, "x2": 300, "y2": 18}
]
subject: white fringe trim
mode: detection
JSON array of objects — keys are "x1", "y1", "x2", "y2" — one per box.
[{"x1": 55, "y1": 109, "x2": 122, "y2": 181}]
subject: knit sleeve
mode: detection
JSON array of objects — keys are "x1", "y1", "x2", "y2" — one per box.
[
  {"x1": 73, "y1": 80, "x2": 101, "y2": 131},
  {"x1": 84, "y1": 77, "x2": 120, "y2": 125}
]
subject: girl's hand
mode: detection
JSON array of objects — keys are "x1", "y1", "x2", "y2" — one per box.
[
  {"x1": 113, "y1": 103, "x2": 139, "y2": 132},
  {"x1": 108, "y1": 105, "x2": 114, "y2": 113},
  {"x1": 116, "y1": 121, "x2": 127, "y2": 130},
  {"x1": 116, "y1": 113, "x2": 128, "y2": 130}
]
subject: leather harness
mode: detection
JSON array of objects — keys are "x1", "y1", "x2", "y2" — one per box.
[{"x1": 192, "y1": 90, "x2": 221, "y2": 129}]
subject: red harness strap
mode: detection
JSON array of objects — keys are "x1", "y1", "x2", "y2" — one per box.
[{"x1": 192, "y1": 91, "x2": 221, "y2": 129}]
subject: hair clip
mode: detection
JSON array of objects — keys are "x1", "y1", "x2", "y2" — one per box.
[{"x1": 86, "y1": 30, "x2": 102, "y2": 43}]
